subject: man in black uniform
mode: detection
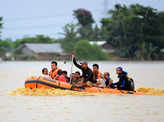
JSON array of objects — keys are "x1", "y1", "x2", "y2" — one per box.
[
  {"x1": 113, "y1": 67, "x2": 135, "y2": 91},
  {"x1": 72, "y1": 53, "x2": 93, "y2": 83}
]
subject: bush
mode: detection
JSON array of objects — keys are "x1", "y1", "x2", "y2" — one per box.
[{"x1": 74, "y1": 40, "x2": 108, "y2": 60}]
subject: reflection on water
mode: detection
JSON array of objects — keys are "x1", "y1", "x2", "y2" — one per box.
[{"x1": 0, "y1": 61, "x2": 164, "y2": 122}]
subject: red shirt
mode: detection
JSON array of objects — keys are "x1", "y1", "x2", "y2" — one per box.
[{"x1": 57, "y1": 75, "x2": 66, "y2": 82}]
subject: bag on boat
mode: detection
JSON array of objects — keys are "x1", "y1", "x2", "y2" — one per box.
[{"x1": 127, "y1": 78, "x2": 135, "y2": 91}]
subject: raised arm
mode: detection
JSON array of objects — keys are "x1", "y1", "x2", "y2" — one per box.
[{"x1": 72, "y1": 53, "x2": 82, "y2": 69}]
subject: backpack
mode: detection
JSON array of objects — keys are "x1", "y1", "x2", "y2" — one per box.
[{"x1": 127, "y1": 78, "x2": 135, "y2": 91}]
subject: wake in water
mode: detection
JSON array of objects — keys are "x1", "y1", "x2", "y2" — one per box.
[
  {"x1": 136, "y1": 88, "x2": 164, "y2": 96},
  {"x1": 7, "y1": 88, "x2": 96, "y2": 96},
  {"x1": 5, "y1": 88, "x2": 164, "y2": 96}
]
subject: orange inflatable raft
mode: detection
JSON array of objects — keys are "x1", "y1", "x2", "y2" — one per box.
[{"x1": 25, "y1": 76, "x2": 144, "y2": 95}]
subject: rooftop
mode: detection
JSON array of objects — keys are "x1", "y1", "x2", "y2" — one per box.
[{"x1": 24, "y1": 43, "x2": 63, "y2": 53}]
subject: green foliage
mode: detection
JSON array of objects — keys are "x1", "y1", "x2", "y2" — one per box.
[
  {"x1": 0, "y1": 17, "x2": 2, "y2": 38},
  {"x1": 61, "y1": 24, "x2": 78, "y2": 53},
  {"x1": 0, "y1": 39, "x2": 14, "y2": 56},
  {"x1": 101, "y1": 4, "x2": 164, "y2": 60},
  {"x1": 73, "y1": 9, "x2": 100, "y2": 41},
  {"x1": 14, "y1": 35, "x2": 56, "y2": 47},
  {"x1": 73, "y1": 8, "x2": 94, "y2": 26},
  {"x1": 74, "y1": 40, "x2": 108, "y2": 60}
]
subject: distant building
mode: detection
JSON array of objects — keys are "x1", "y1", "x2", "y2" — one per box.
[
  {"x1": 161, "y1": 48, "x2": 164, "y2": 53},
  {"x1": 18, "y1": 43, "x2": 71, "y2": 60},
  {"x1": 89, "y1": 41, "x2": 116, "y2": 53}
]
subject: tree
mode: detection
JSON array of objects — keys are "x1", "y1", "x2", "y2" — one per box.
[
  {"x1": 0, "y1": 17, "x2": 3, "y2": 39},
  {"x1": 61, "y1": 24, "x2": 78, "y2": 53},
  {"x1": 73, "y1": 8, "x2": 94, "y2": 27},
  {"x1": 101, "y1": 4, "x2": 163, "y2": 60},
  {"x1": 0, "y1": 39, "x2": 14, "y2": 57},
  {"x1": 73, "y1": 8, "x2": 95, "y2": 40},
  {"x1": 74, "y1": 40, "x2": 108, "y2": 60},
  {"x1": 14, "y1": 35, "x2": 56, "y2": 48}
]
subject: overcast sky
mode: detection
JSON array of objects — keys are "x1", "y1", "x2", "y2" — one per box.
[{"x1": 0, "y1": 0, "x2": 164, "y2": 40}]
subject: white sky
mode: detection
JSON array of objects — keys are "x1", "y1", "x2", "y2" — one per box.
[{"x1": 0, "y1": 0, "x2": 164, "y2": 40}]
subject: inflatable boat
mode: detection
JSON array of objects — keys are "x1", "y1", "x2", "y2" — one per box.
[{"x1": 25, "y1": 76, "x2": 144, "y2": 95}]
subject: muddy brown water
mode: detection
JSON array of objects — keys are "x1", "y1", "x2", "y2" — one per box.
[{"x1": 0, "y1": 61, "x2": 164, "y2": 122}]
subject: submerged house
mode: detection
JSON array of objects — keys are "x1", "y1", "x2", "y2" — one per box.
[{"x1": 18, "y1": 43, "x2": 71, "y2": 60}]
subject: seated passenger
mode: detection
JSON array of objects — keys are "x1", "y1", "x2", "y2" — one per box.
[
  {"x1": 49, "y1": 61, "x2": 60, "y2": 79},
  {"x1": 55, "y1": 70, "x2": 66, "y2": 82},
  {"x1": 92, "y1": 64, "x2": 103, "y2": 83},
  {"x1": 41, "y1": 68, "x2": 51, "y2": 79},
  {"x1": 72, "y1": 53, "x2": 93, "y2": 83},
  {"x1": 70, "y1": 73, "x2": 77, "y2": 84},
  {"x1": 104, "y1": 72, "x2": 114, "y2": 88},
  {"x1": 113, "y1": 67, "x2": 135, "y2": 91},
  {"x1": 75, "y1": 71, "x2": 81, "y2": 81},
  {"x1": 62, "y1": 70, "x2": 70, "y2": 83}
]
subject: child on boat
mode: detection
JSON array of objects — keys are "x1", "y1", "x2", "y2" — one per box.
[
  {"x1": 104, "y1": 72, "x2": 114, "y2": 88},
  {"x1": 55, "y1": 70, "x2": 67, "y2": 82},
  {"x1": 41, "y1": 68, "x2": 51, "y2": 79}
]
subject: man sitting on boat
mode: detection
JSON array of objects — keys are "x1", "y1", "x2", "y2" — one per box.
[
  {"x1": 49, "y1": 61, "x2": 61, "y2": 79},
  {"x1": 91, "y1": 64, "x2": 106, "y2": 88},
  {"x1": 113, "y1": 67, "x2": 135, "y2": 91},
  {"x1": 72, "y1": 53, "x2": 93, "y2": 85},
  {"x1": 92, "y1": 64, "x2": 103, "y2": 83}
]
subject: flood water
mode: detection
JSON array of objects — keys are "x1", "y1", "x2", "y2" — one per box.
[{"x1": 0, "y1": 61, "x2": 164, "y2": 122}]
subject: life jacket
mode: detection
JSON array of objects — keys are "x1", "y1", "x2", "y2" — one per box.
[
  {"x1": 97, "y1": 71, "x2": 102, "y2": 79},
  {"x1": 49, "y1": 68, "x2": 60, "y2": 79},
  {"x1": 93, "y1": 71, "x2": 102, "y2": 83}
]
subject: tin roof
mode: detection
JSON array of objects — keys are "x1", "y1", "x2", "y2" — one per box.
[
  {"x1": 24, "y1": 43, "x2": 63, "y2": 53},
  {"x1": 89, "y1": 41, "x2": 106, "y2": 46}
]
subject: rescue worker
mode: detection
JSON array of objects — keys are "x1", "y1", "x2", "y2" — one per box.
[
  {"x1": 49, "y1": 61, "x2": 60, "y2": 79},
  {"x1": 92, "y1": 64, "x2": 102, "y2": 83},
  {"x1": 113, "y1": 67, "x2": 135, "y2": 91}
]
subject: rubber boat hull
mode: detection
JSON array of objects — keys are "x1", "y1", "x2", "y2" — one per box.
[{"x1": 25, "y1": 76, "x2": 144, "y2": 95}]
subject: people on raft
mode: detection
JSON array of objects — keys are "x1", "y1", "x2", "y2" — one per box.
[
  {"x1": 41, "y1": 59, "x2": 135, "y2": 91},
  {"x1": 113, "y1": 67, "x2": 135, "y2": 91},
  {"x1": 49, "y1": 61, "x2": 60, "y2": 79}
]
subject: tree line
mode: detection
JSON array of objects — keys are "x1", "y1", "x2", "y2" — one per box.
[{"x1": 0, "y1": 4, "x2": 164, "y2": 60}]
